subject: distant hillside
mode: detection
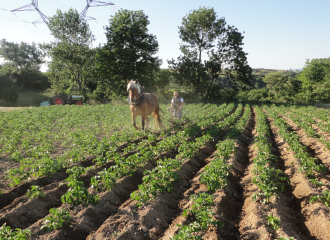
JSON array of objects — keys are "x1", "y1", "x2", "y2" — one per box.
[
  {"x1": 252, "y1": 68, "x2": 301, "y2": 75},
  {"x1": 214, "y1": 68, "x2": 301, "y2": 89}
]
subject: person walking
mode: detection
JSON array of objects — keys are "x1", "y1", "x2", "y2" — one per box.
[{"x1": 171, "y1": 91, "x2": 184, "y2": 120}]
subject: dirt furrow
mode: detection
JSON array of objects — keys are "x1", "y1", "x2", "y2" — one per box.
[
  {"x1": 86, "y1": 148, "x2": 213, "y2": 240},
  {"x1": 0, "y1": 108, "x2": 222, "y2": 208},
  {"x1": 280, "y1": 113, "x2": 330, "y2": 174},
  {"x1": 238, "y1": 108, "x2": 274, "y2": 240},
  {"x1": 22, "y1": 107, "x2": 236, "y2": 239},
  {"x1": 0, "y1": 122, "x2": 202, "y2": 213},
  {"x1": 85, "y1": 108, "x2": 243, "y2": 240},
  {"x1": 161, "y1": 137, "x2": 248, "y2": 240},
  {"x1": 238, "y1": 107, "x2": 314, "y2": 240},
  {"x1": 266, "y1": 111, "x2": 330, "y2": 240},
  {"x1": 0, "y1": 136, "x2": 149, "y2": 209},
  {"x1": 27, "y1": 165, "x2": 149, "y2": 240},
  {"x1": 263, "y1": 110, "x2": 312, "y2": 240}
]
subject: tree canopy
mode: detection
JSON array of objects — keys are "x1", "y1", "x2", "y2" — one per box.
[
  {"x1": 168, "y1": 7, "x2": 252, "y2": 99},
  {"x1": 45, "y1": 8, "x2": 96, "y2": 95},
  {"x1": 94, "y1": 9, "x2": 161, "y2": 99},
  {"x1": 0, "y1": 39, "x2": 44, "y2": 70},
  {"x1": 0, "y1": 39, "x2": 48, "y2": 90},
  {"x1": 297, "y1": 58, "x2": 330, "y2": 102}
]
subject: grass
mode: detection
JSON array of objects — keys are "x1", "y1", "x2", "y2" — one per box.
[{"x1": 0, "y1": 88, "x2": 55, "y2": 108}]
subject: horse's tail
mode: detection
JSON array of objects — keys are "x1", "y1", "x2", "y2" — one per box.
[
  {"x1": 151, "y1": 94, "x2": 163, "y2": 129},
  {"x1": 157, "y1": 117, "x2": 163, "y2": 129}
]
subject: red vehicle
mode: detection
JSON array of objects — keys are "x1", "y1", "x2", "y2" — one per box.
[{"x1": 49, "y1": 94, "x2": 84, "y2": 105}]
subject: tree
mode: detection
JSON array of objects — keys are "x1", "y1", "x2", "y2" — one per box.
[
  {"x1": 297, "y1": 58, "x2": 330, "y2": 102},
  {"x1": 0, "y1": 67, "x2": 18, "y2": 103},
  {"x1": 263, "y1": 72, "x2": 301, "y2": 101},
  {"x1": 95, "y1": 9, "x2": 162, "y2": 98},
  {"x1": 45, "y1": 8, "x2": 96, "y2": 94},
  {"x1": 0, "y1": 39, "x2": 44, "y2": 70},
  {"x1": 168, "y1": 7, "x2": 252, "y2": 99},
  {"x1": 0, "y1": 39, "x2": 48, "y2": 89},
  {"x1": 263, "y1": 72, "x2": 287, "y2": 98}
]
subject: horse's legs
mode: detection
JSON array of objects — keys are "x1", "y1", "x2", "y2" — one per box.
[
  {"x1": 145, "y1": 116, "x2": 149, "y2": 129},
  {"x1": 141, "y1": 115, "x2": 145, "y2": 130},
  {"x1": 131, "y1": 112, "x2": 139, "y2": 130},
  {"x1": 141, "y1": 115, "x2": 149, "y2": 130}
]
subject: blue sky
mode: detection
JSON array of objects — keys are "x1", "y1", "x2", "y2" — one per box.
[{"x1": 0, "y1": 0, "x2": 329, "y2": 70}]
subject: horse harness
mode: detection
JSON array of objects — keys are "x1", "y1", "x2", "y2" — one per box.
[
  {"x1": 128, "y1": 92, "x2": 146, "y2": 106},
  {"x1": 128, "y1": 91, "x2": 153, "y2": 106},
  {"x1": 128, "y1": 92, "x2": 165, "y2": 114}
]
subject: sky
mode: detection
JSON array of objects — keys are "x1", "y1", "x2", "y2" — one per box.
[{"x1": 0, "y1": 0, "x2": 329, "y2": 71}]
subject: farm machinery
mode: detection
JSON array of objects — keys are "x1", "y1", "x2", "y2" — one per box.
[
  {"x1": 50, "y1": 94, "x2": 84, "y2": 105},
  {"x1": 40, "y1": 94, "x2": 85, "y2": 106}
]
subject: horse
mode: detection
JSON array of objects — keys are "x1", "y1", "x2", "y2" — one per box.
[{"x1": 127, "y1": 80, "x2": 163, "y2": 130}]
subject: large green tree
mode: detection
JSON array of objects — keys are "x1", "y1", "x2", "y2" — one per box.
[
  {"x1": 0, "y1": 39, "x2": 43, "y2": 69},
  {"x1": 95, "y1": 9, "x2": 162, "y2": 98},
  {"x1": 0, "y1": 39, "x2": 48, "y2": 89},
  {"x1": 297, "y1": 58, "x2": 330, "y2": 102},
  {"x1": 263, "y1": 71, "x2": 301, "y2": 101},
  {"x1": 168, "y1": 7, "x2": 252, "y2": 99},
  {"x1": 45, "y1": 8, "x2": 96, "y2": 94},
  {"x1": 0, "y1": 67, "x2": 18, "y2": 103}
]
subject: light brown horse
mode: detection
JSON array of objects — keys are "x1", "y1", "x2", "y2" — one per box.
[{"x1": 127, "y1": 80, "x2": 163, "y2": 130}]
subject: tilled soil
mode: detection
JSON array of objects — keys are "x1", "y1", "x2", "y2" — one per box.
[
  {"x1": 1, "y1": 105, "x2": 330, "y2": 239},
  {"x1": 264, "y1": 108, "x2": 330, "y2": 239}
]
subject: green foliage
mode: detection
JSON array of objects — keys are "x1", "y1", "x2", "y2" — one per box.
[
  {"x1": 26, "y1": 185, "x2": 45, "y2": 199},
  {"x1": 1, "y1": 103, "x2": 213, "y2": 188},
  {"x1": 40, "y1": 208, "x2": 71, "y2": 232},
  {"x1": 131, "y1": 158, "x2": 181, "y2": 206},
  {"x1": 310, "y1": 189, "x2": 330, "y2": 210},
  {"x1": 188, "y1": 193, "x2": 222, "y2": 228},
  {"x1": 251, "y1": 107, "x2": 290, "y2": 204},
  {"x1": 95, "y1": 9, "x2": 161, "y2": 99},
  {"x1": 61, "y1": 180, "x2": 99, "y2": 207},
  {"x1": 236, "y1": 88, "x2": 268, "y2": 103},
  {"x1": 0, "y1": 70, "x2": 18, "y2": 103},
  {"x1": 263, "y1": 72, "x2": 302, "y2": 102},
  {"x1": 200, "y1": 139, "x2": 235, "y2": 192},
  {"x1": 276, "y1": 237, "x2": 296, "y2": 240},
  {"x1": 308, "y1": 178, "x2": 324, "y2": 187},
  {"x1": 169, "y1": 6, "x2": 252, "y2": 99},
  {"x1": 0, "y1": 39, "x2": 44, "y2": 70},
  {"x1": 297, "y1": 58, "x2": 330, "y2": 102},
  {"x1": 171, "y1": 222, "x2": 203, "y2": 240},
  {"x1": 152, "y1": 69, "x2": 175, "y2": 100},
  {"x1": 0, "y1": 223, "x2": 31, "y2": 240},
  {"x1": 66, "y1": 166, "x2": 91, "y2": 180},
  {"x1": 0, "y1": 39, "x2": 49, "y2": 90},
  {"x1": 266, "y1": 106, "x2": 328, "y2": 180},
  {"x1": 266, "y1": 213, "x2": 280, "y2": 230},
  {"x1": 45, "y1": 8, "x2": 95, "y2": 95},
  {"x1": 252, "y1": 166, "x2": 288, "y2": 204},
  {"x1": 172, "y1": 193, "x2": 223, "y2": 240}
]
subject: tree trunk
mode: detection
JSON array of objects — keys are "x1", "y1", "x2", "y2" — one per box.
[
  {"x1": 205, "y1": 77, "x2": 215, "y2": 100},
  {"x1": 77, "y1": 68, "x2": 81, "y2": 91},
  {"x1": 196, "y1": 47, "x2": 202, "y2": 96}
]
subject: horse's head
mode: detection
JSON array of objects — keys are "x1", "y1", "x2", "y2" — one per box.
[{"x1": 127, "y1": 79, "x2": 141, "y2": 103}]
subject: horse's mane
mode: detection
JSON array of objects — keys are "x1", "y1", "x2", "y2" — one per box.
[{"x1": 127, "y1": 80, "x2": 141, "y2": 94}]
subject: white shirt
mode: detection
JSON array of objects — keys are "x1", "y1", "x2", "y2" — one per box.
[{"x1": 171, "y1": 97, "x2": 184, "y2": 103}]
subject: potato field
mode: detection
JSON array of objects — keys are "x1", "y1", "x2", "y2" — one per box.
[{"x1": 0, "y1": 103, "x2": 330, "y2": 240}]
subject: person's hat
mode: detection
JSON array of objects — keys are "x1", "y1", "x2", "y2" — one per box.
[{"x1": 173, "y1": 91, "x2": 178, "y2": 95}]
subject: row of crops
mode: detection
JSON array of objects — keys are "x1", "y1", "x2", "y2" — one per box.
[{"x1": 0, "y1": 103, "x2": 330, "y2": 239}]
